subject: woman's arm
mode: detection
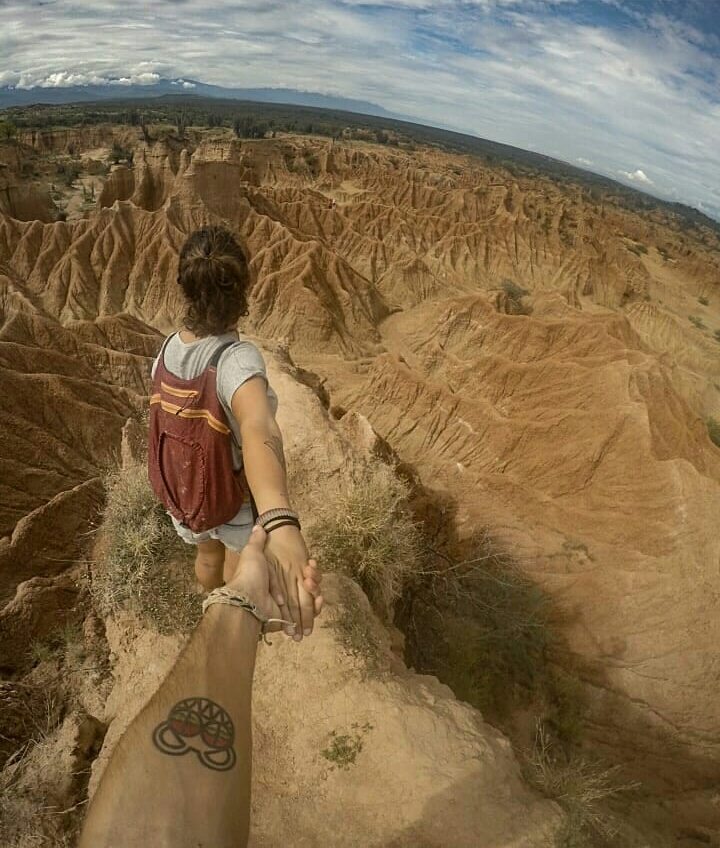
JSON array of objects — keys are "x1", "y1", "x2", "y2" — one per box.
[{"x1": 231, "y1": 376, "x2": 317, "y2": 639}]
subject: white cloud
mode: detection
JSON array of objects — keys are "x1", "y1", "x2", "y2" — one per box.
[
  {"x1": 619, "y1": 169, "x2": 654, "y2": 186},
  {"x1": 0, "y1": 0, "x2": 718, "y2": 218}
]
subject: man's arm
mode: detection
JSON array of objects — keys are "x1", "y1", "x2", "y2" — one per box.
[
  {"x1": 231, "y1": 376, "x2": 316, "y2": 639},
  {"x1": 79, "y1": 604, "x2": 259, "y2": 848},
  {"x1": 79, "y1": 527, "x2": 323, "y2": 848}
]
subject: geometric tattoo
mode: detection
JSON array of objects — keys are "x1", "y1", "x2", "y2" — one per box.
[{"x1": 152, "y1": 698, "x2": 236, "y2": 771}]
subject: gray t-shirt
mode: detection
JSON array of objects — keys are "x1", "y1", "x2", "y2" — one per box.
[{"x1": 151, "y1": 331, "x2": 278, "y2": 469}]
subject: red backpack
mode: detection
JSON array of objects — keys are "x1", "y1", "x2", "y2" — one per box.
[{"x1": 148, "y1": 335, "x2": 248, "y2": 532}]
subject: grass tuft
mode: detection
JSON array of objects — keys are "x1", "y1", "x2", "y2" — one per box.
[
  {"x1": 707, "y1": 417, "x2": 720, "y2": 449},
  {"x1": 324, "y1": 580, "x2": 383, "y2": 672},
  {"x1": 522, "y1": 722, "x2": 638, "y2": 847},
  {"x1": 91, "y1": 463, "x2": 200, "y2": 634},
  {"x1": 309, "y1": 463, "x2": 421, "y2": 620}
]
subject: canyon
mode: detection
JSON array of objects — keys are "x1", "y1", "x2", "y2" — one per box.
[{"x1": 1, "y1": 122, "x2": 719, "y2": 844}]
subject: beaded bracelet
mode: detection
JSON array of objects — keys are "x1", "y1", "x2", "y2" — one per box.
[{"x1": 202, "y1": 586, "x2": 295, "y2": 644}]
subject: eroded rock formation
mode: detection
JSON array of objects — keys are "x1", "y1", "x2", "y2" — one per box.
[{"x1": 1, "y1": 127, "x2": 719, "y2": 841}]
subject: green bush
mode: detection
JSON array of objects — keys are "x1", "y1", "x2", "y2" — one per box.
[
  {"x1": 699, "y1": 296, "x2": 709, "y2": 306},
  {"x1": 689, "y1": 315, "x2": 706, "y2": 330}
]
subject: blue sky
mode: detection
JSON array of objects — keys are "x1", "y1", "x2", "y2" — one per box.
[{"x1": 1, "y1": 0, "x2": 719, "y2": 218}]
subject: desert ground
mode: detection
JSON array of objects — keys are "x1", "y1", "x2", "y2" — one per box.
[{"x1": 1, "y1": 119, "x2": 719, "y2": 845}]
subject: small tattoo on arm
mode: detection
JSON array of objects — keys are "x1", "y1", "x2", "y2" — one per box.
[
  {"x1": 264, "y1": 434, "x2": 287, "y2": 472},
  {"x1": 153, "y1": 698, "x2": 236, "y2": 771}
]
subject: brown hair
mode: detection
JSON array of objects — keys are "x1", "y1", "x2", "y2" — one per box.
[{"x1": 177, "y1": 226, "x2": 251, "y2": 336}]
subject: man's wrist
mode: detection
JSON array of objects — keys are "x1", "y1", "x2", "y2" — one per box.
[{"x1": 204, "y1": 599, "x2": 263, "y2": 641}]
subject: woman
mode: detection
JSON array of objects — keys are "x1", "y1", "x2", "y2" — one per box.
[{"x1": 148, "y1": 226, "x2": 316, "y2": 640}]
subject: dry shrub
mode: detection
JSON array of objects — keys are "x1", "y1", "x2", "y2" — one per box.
[
  {"x1": 0, "y1": 682, "x2": 63, "y2": 770},
  {"x1": 91, "y1": 463, "x2": 200, "y2": 634},
  {"x1": 0, "y1": 685, "x2": 66, "y2": 847},
  {"x1": 308, "y1": 462, "x2": 421, "y2": 619},
  {"x1": 523, "y1": 722, "x2": 638, "y2": 847},
  {"x1": 398, "y1": 530, "x2": 572, "y2": 729}
]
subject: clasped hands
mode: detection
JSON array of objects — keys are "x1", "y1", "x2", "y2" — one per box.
[{"x1": 226, "y1": 524, "x2": 323, "y2": 641}]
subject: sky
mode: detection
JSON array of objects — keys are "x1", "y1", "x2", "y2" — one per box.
[{"x1": 1, "y1": 0, "x2": 719, "y2": 219}]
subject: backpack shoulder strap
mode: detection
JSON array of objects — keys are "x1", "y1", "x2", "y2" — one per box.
[
  {"x1": 209, "y1": 340, "x2": 237, "y2": 369},
  {"x1": 158, "y1": 332, "x2": 177, "y2": 367}
]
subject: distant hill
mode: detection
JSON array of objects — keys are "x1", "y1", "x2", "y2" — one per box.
[
  {"x1": 3, "y1": 91, "x2": 718, "y2": 229},
  {"x1": 0, "y1": 78, "x2": 405, "y2": 120}
]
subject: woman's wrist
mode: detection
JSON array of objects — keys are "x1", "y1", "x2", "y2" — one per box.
[{"x1": 255, "y1": 507, "x2": 300, "y2": 530}]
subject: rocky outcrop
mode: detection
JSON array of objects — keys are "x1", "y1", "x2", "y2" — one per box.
[{"x1": 0, "y1": 279, "x2": 159, "y2": 603}]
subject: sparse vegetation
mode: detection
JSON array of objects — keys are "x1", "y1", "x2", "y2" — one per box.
[
  {"x1": 405, "y1": 535, "x2": 548, "y2": 712},
  {"x1": 0, "y1": 681, "x2": 80, "y2": 847},
  {"x1": 398, "y1": 528, "x2": 585, "y2": 741},
  {"x1": 689, "y1": 315, "x2": 706, "y2": 330},
  {"x1": 714, "y1": 329, "x2": 720, "y2": 342},
  {"x1": 62, "y1": 163, "x2": 81, "y2": 186},
  {"x1": 28, "y1": 640, "x2": 54, "y2": 665},
  {"x1": 707, "y1": 417, "x2": 720, "y2": 448},
  {"x1": 309, "y1": 463, "x2": 421, "y2": 619},
  {"x1": 501, "y1": 279, "x2": 529, "y2": 301},
  {"x1": 627, "y1": 241, "x2": 648, "y2": 256},
  {"x1": 698, "y1": 296, "x2": 709, "y2": 306},
  {"x1": 27, "y1": 620, "x2": 85, "y2": 667},
  {"x1": 324, "y1": 580, "x2": 382, "y2": 671},
  {"x1": 233, "y1": 116, "x2": 268, "y2": 139},
  {"x1": 321, "y1": 723, "x2": 373, "y2": 770},
  {"x1": 109, "y1": 142, "x2": 133, "y2": 165},
  {"x1": 91, "y1": 461, "x2": 199, "y2": 634},
  {"x1": 522, "y1": 722, "x2": 638, "y2": 847},
  {"x1": 0, "y1": 119, "x2": 17, "y2": 140},
  {"x1": 501, "y1": 279, "x2": 532, "y2": 315}
]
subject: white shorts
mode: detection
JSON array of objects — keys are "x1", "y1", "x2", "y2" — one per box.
[{"x1": 170, "y1": 501, "x2": 254, "y2": 552}]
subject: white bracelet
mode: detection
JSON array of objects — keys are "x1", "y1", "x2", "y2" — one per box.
[{"x1": 202, "y1": 587, "x2": 295, "y2": 644}]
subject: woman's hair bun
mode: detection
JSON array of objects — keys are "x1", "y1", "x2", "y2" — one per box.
[{"x1": 177, "y1": 226, "x2": 251, "y2": 335}]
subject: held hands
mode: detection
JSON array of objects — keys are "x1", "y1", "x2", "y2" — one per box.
[
  {"x1": 264, "y1": 524, "x2": 319, "y2": 641},
  {"x1": 226, "y1": 525, "x2": 322, "y2": 640}
]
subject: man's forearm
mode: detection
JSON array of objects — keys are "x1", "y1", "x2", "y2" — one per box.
[{"x1": 80, "y1": 606, "x2": 261, "y2": 848}]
